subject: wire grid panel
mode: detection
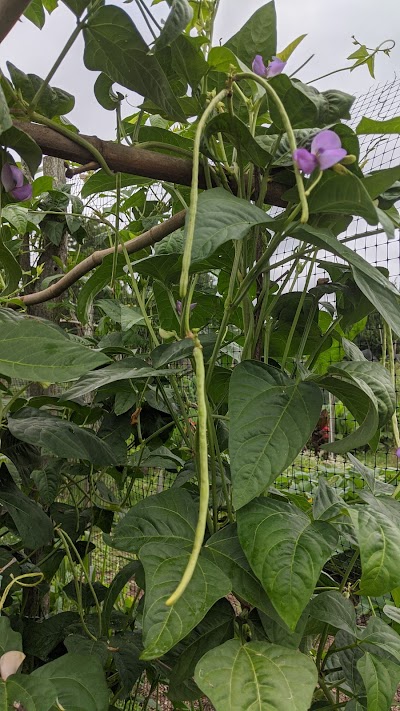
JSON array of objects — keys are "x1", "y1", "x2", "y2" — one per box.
[{"x1": 267, "y1": 79, "x2": 400, "y2": 496}]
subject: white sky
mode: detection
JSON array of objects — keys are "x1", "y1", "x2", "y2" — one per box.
[{"x1": 1, "y1": 0, "x2": 399, "y2": 137}]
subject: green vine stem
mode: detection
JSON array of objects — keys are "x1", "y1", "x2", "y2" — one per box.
[
  {"x1": 280, "y1": 250, "x2": 316, "y2": 371},
  {"x1": 384, "y1": 321, "x2": 400, "y2": 454},
  {"x1": 234, "y1": 71, "x2": 309, "y2": 223},
  {"x1": 166, "y1": 334, "x2": 209, "y2": 606},
  {"x1": 179, "y1": 88, "x2": 229, "y2": 305},
  {"x1": 30, "y1": 111, "x2": 114, "y2": 177},
  {"x1": 0, "y1": 572, "x2": 44, "y2": 613}
]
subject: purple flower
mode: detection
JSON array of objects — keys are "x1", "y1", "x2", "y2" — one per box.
[
  {"x1": 1, "y1": 163, "x2": 32, "y2": 201},
  {"x1": 176, "y1": 300, "x2": 197, "y2": 315},
  {"x1": 396, "y1": 447, "x2": 400, "y2": 458},
  {"x1": 252, "y1": 55, "x2": 286, "y2": 79},
  {"x1": 293, "y1": 130, "x2": 347, "y2": 175}
]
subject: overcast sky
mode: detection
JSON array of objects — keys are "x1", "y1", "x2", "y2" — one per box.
[{"x1": 1, "y1": 0, "x2": 399, "y2": 137}]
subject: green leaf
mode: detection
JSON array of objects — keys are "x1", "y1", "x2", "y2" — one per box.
[
  {"x1": 76, "y1": 254, "x2": 126, "y2": 324},
  {"x1": 102, "y1": 561, "x2": 141, "y2": 633},
  {"x1": 24, "y1": 0, "x2": 46, "y2": 28},
  {"x1": 62, "y1": 0, "x2": 92, "y2": 16},
  {"x1": 1, "y1": 125, "x2": 42, "y2": 177},
  {"x1": 297, "y1": 225, "x2": 400, "y2": 338},
  {"x1": 0, "y1": 617, "x2": 22, "y2": 655},
  {"x1": 168, "y1": 600, "x2": 234, "y2": 700},
  {"x1": 110, "y1": 632, "x2": 144, "y2": 697},
  {"x1": 167, "y1": 34, "x2": 208, "y2": 89},
  {"x1": 153, "y1": 0, "x2": 193, "y2": 51},
  {"x1": 64, "y1": 636, "x2": 109, "y2": 667},
  {"x1": 0, "y1": 677, "x2": 56, "y2": 711},
  {"x1": 0, "y1": 318, "x2": 109, "y2": 382},
  {"x1": 32, "y1": 653, "x2": 109, "y2": 711},
  {"x1": 151, "y1": 334, "x2": 217, "y2": 368},
  {"x1": 1, "y1": 206, "x2": 29, "y2": 233},
  {"x1": 299, "y1": 172, "x2": 378, "y2": 224},
  {"x1": 111, "y1": 489, "x2": 197, "y2": 553},
  {"x1": 349, "y1": 496, "x2": 400, "y2": 596},
  {"x1": 237, "y1": 497, "x2": 338, "y2": 629},
  {"x1": 0, "y1": 235, "x2": 22, "y2": 297},
  {"x1": 268, "y1": 75, "x2": 320, "y2": 130},
  {"x1": 61, "y1": 356, "x2": 167, "y2": 401},
  {"x1": 277, "y1": 34, "x2": 307, "y2": 62},
  {"x1": 188, "y1": 188, "x2": 272, "y2": 264},
  {"x1": 203, "y1": 523, "x2": 278, "y2": 616},
  {"x1": 330, "y1": 361, "x2": 395, "y2": 428},
  {"x1": 139, "y1": 542, "x2": 231, "y2": 659},
  {"x1": 359, "y1": 617, "x2": 400, "y2": 664},
  {"x1": 225, "y1": 1, "x2": 277, "y2": 68},
  {"x1": 31, "y1": 466, "x2": 61, "y2": 506},
  {"x1": 229, "y1": 361, "x2": 322, "y2": 509},
  {"x1": 0, "y1": 84, "x2": 12, "y2": 135},
  {"x1": 80, "y1": 170, "x2": 150, "y2": 198},
  {"x1": 84, "y1": 5, "x2": 185, "y2": 121},
  {"x1": 313, "y1": 477, "x2": 348, "y2": 522},
  {"x1": 357, "y1": 116, "x2": 400, "y2": 135},
  {"x1": 357, "y1": 652, "x2": 400, "y2": 711},
  {"x1": 0, "y1": 463, "x2": 53, "y2": 548},
  {"x1": 203, "y1": 114, "x2": 271, "y2": 168},
  {"x1": 363, "y1": 166, "x2": 400, "y2": 199},
  {"x1": 7, "y1": 63, "x2": 75, "y2": 119},
  {"x1": 309, "y1": 591, "x2": 357, "y2": 635},
  {"x1": 94, "y1": 72, "x2": 121, "y2": 110},
  {"x1": 8, "y1": 409, "x2": 116, "y2": 466},
  {"x1": 194, "y1": 639, "x2": 317, "y2": 711},
  {"x1": 24, "y1": 612, "x2": 80, "y2": 660}
]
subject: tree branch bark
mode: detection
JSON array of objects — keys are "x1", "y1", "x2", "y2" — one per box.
[
  {"x1": 20, "y1": 210, "x2": 186, "y2": 306},
  {"x1": 13, "y1": 120, "x2": 288, "y2": 208},
  {"x1": 0, "y1": 0, "x2": 31, "y2": 44}
]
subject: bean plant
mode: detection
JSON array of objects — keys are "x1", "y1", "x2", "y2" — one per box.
[{"x1": 1, "y1": 1, "x2": 400, "y2": 709}]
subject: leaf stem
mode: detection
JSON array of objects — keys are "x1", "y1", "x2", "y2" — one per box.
[{"x1": 166, "y1": 335, "x2": 208, "y2": 606}]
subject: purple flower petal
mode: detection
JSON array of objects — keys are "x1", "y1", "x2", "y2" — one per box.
[
  {"x1": 176, "y1": 300, "x2": 182, "y2": 315},
  {"x1": 317, "y1": 148, "x2": 347, "y2": 171},
  {"x1": 293, "y1": 148, "x2": 318, "y2": 175},
  {"x1": 1, "y1": 163, "x2": 16, "y2": 192},
  {"x1": 10, "y1": 183, "x2": 33, "y2": 202},
  {"x1": 266, "y1": 56, "x2": 286, "y2": 78},
  {"x1": 190, "y1": 303, "x2": 197, "y2": 311},
  {"x1": 252, "y1": 55, "x2": 267, "y2": 77},
  {"x1": 311, "y1": 130, "x2": 343, "y2": 154}
]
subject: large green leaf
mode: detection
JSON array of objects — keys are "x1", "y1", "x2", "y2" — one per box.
[
  {"x1": 0, "y1": 84, "x2": 13, "y2": 135},
  {"x1": 357, "y1": 652, "x2": 400, "y2": 711},
  {"x1": 237, "y1": 497, "x2": 338, "y2": 629},
  {"x1": 363, "y1": 166, "x2": 400, "y2": 199},
  {"x1": 0, "y1": 319, "x2": 109, "y2": 382},
  {"x1": 76, "y1": 254, "x2": 126, "y2": 324},
  {"x1": 309, "y1": 591, "x2": 357, "y2": 635},
  {"x1": 8, "y1": 409, "x2": 116, "y2": 466},
  {"x1": 225, "y1": 2, "x2": 276, "y2": 68},
  {"x1": 188, "y1": 188, "x2": 272, "y2": 264},
  {"x1": 80, "y1": 170, "x2": 150, "y2": 199},
  {"x1": 1, "y1": 125, "x2": 42, "y2": 176},
  {"x1": 194, "y1": 639, "x2": 317, "y2": 711},
  {"x1": 7, "y1": 63, "x2": 75, "y2": 118},
  {"x1": 32, "y1": 653, "x2": 109, "y2": 711},
  {"x1": 0, "y1": 464, "x2": 53, "y2": 548},
  {"x1": 153, "y1": 0, "x2": 193, "y2": 51},
  {"x1": 168, "y1": 600, "x2": 234, "y2": 701},
  {"x1": 0, "y1": 617, "x2": 22, "y2": 655},
  {"x1": 356, "y1": 116, "x2": 400, "y2": 135},
  {"x1": 111, "y1": 489, "x2": 197, "y2": 553},
  {"x1": 295, "y1": 172, "x2": 378, "y2": 224},
  {"x1": 349, "y1": 496, "x2": 400, "y2": 596},
  {"x1": 330, "y1": 361, "x2": 395, "y2": 428},
  {"x1": 229, "y1": 361, "x2": 322, "y2": 509},
  {"x1": 0, "y1": 676, "x2": 56, "y2": 711},
  {"x1": 359, "y1": 617, "x2": 400, "y2": 664},
  {"x1": 61, "y1": 357, "x2": 169, "y2": 401},
  {"x1": 297, "y1": 225, "x2": 400, "y2": 337},
  {"x1": 203, "y1": 523, "x2": 278, "y2": 616},
  {"x1": 24, "y1": 0, "x2": 46, "y2": 28},
  {"x1": 62, "y1": 0, "x2": 92, "y2": 16},
  {"x1": 0, "y1": 236, "x2": 22, "y2": 297},
  {"x1": 139, "y1": 542, "x2": 231, "y2": 659},
  {"x1": 84, "y1": 5, "x2": 185, "y2": 121},
  {"x1": 102, "y1": 560, "x2": 141, "y2": 633}
]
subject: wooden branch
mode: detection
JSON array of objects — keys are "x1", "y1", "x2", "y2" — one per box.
[
  {"x1": 13, "y1": 120, "x2": 288, "y2": 208},
  {"x1": 0, "y1": 0, "x2": 32, "y2": 43},
  {"x1": 20, "y1": 210, "x2": 186, "y2": 306}
]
